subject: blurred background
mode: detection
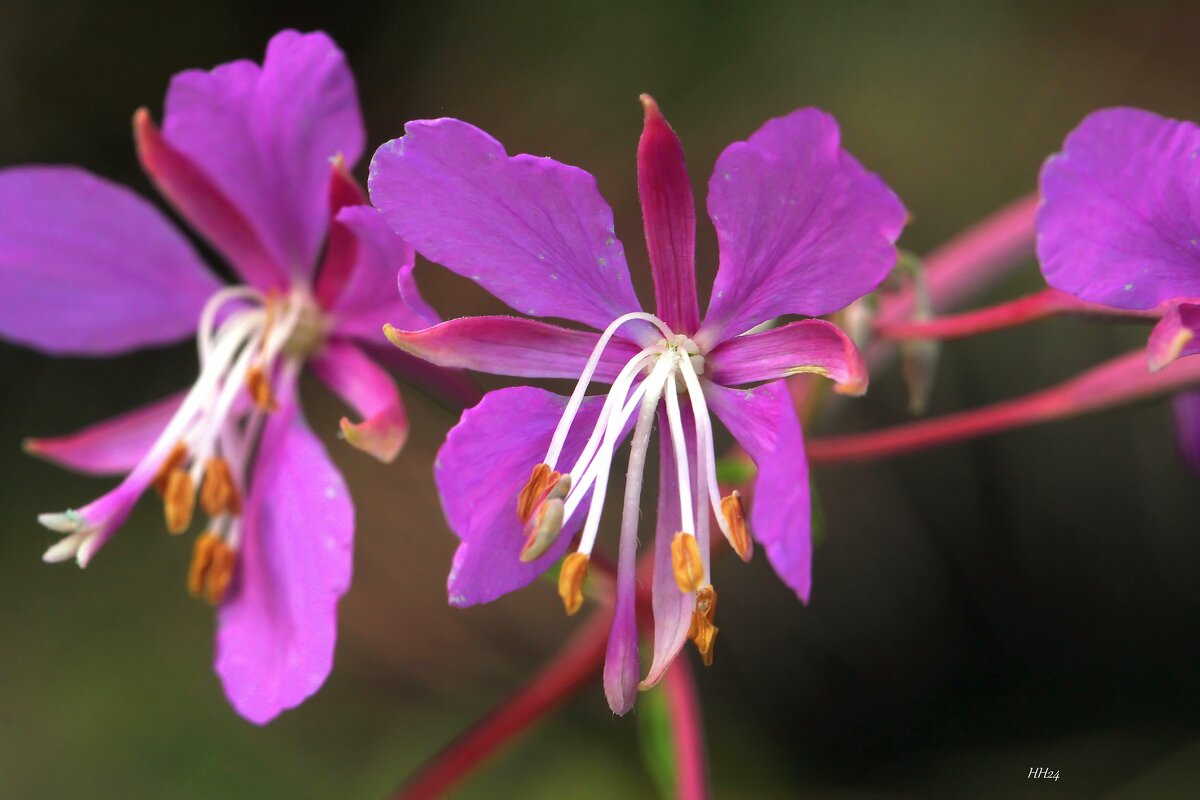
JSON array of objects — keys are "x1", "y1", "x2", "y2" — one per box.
[{"x1": 2, "y1": 1, "x2": 1200, "y2": 797}]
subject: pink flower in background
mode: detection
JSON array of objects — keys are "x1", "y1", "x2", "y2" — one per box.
[
  {"x1": 0, "y1": 30, "x2": 465, "y2": 723},
  {"x1": 369, "y1": 96, "x2": 905, "y2": 713}
]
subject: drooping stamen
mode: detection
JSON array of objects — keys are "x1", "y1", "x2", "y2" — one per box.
[
  {"x1": 676, "y1": 353, "x2": 731, "y2": 568},
  {"x1": 519, "y1": 476, "x2": 571, "y2": 562},
  {"x1": 245, "y1": 365, "x2": 278, "y2": 412},
  {"x1": 670, "y1": 532, "x2": 705, "y2": 593},
  {"x1": 720, "y1": 491, "x2": 753, "y2": 562},
  {"x1": 662, "y1": 367, "x2": 696, "y2": 539},
  {"x1": 558, "y1": 552, "x2": 590, "y2": 615},
  {"x1": 163, "y1": 468, "x2": 195, "y2": 534},
  {"x1": 188, "y1": 530, "x2": 237, "y2": 605},
  {"x1": 516, "y1": 463, "x2": 562, "y2": 522},
  {"x1": 200, "y1": 457, "x2": 241, "y2": 517},
  {"x1": 687, "y1": 585, "x2": 718, "y2": 667},
  {"x1": 152, "y1": 441, "x2": 188, "y2": 495}
]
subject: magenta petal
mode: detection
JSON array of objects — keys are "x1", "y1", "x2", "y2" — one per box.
[
  {"x1": 1039, "y1": 108, "x2": 1200, "y2": 310},
  {"x1": 706, "y1": 318, "x2": 868, "y2": 395},
  {"x1": 705, "y1": 380, "x2": 812, "y2": 603},
  {"x1": 323, "y1": 205, "x2": 438, "y2": 342},
  {"x1": 1147, "y1": 303, "x2": 1200, "y2": 371},
  {"x1": 640, "y1": 413, "x2": 696, "y2": 690},
  {"x1": 603, "y1": 571, "x2": 640, "y2": 715},
  {"x1": 384, "y1": 316, "x2": 644, "y2": 382},
  {"x1": 638, "y1": 97, "x2": 700, "y2": 334},
  {"x1": 215, "y1": 385, "x2": 354, "y2": 725},
  {"x1": 369, "y1": 118, "x2": 648, "y2": 335},
  {"x1": 700, "y1": 108, "x2": 906, "y2": 345},
  {"x1": 163, "y1": 30, "x2": 364, "y2": 280},
  {"x1": 310, "y1": 339, "x2": 408, "y2": 463},
  {"x1": 25, "y1": 391, "x2": 185, "y2": 475},
  {"x1": 0, "y1": 166, "x2": 220, "y2": 355},
  {"x1": 438, "y1": 387, "x2": 610, "y2": 607}
]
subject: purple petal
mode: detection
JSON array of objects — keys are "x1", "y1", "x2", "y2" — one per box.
[
  {"x1": 638, "y1": 96, "x2": 700, "y2": 334},
  {"x1": 706, "y1": 318, "x2": 867, "y2": 395},
  {"x1": 1147, "y1": 303, "x2": 1200, "y2": 371},
  {"x1": 25, "y1": 391, "x2": 185, "y2": 475},
  {"x1": 603, "y1": 567, "x2": 640, "y2": 715},
  {"x1": 369, "y1": 118, "x2": 649, "y2": 335},
  {"x1": 215, "y1": 381, "x2": 354, "y2": 725},
  {"x1": 438, "y1": 387, "x2": 610, "y2": 607},
  {"x1": 383, "y1": 316, "x2": 644, "y2": 381},
  {"x1": 1038, "y1": 107, "x2": 1200, "y2": 310},
  {"x1": 1170, "y1": 390, "x2": 1200, "y2": 476},
  {"x1": 639, "y1": 411, "x2": 696, "y2": 690},
  {"x1": 0, "y1": 166, "x2": 220, "y2": 355},
  {"x1": 700, "y1": 108, "x2": 906, "y2": 345},
  {"x1": 163, "y1": 30, "x2": 364, "y2": 281},
  {"x1": 704, "y1": 380, "x2": 812, "y2": 603},
  {"x1": 322, "y1": 205, "x2": 438, "y2": 342},
  {"x1": 310, "y1": 339, "x2": 408, "y2": 463}
]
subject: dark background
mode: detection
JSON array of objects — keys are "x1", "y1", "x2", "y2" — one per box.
[{"x1": 1, "y1": 1, "x2": 1199, "y2": 797}]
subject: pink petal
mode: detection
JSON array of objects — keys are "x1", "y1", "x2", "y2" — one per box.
[
  {"x1": 369, "y1": 118, "x2": 650, "y2": 337},
  {"x1": 700, "y1": 108, "x2": 906, "y2": 346},
  {"x1": 0, "y1": 167, "x2": 220, "y2": 355},
  {"x1": 1147, "y1": 303, "x2": 1200, "y2": 372},
  {"x1": 638, "y1": 96, "x2": 700, "y2": 334},
  {"x1": 162, "y1": 30, "x2": 364, "y2": 281},
  {"x1": 215, "y1": 382, "x2": 354, "y2": 725},
  {"x1": 705, "y1": 380, "x2": 812, "y2": 603},
  {"x1": 25, "y1": 391, "x2": 186, "y2": 475},
  {"x1": 706, "y1": 318, "x2": 867, "y2": 395},
  {"x1": 383, "y1": 316, "x2": 645, "y2": 381},
  {"x1": 310, "y1": 339, "x2": 408, "y2": 463}
]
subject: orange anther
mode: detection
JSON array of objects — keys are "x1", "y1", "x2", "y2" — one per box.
[
  {"x1": 516, "y1": 463, "x2": 562, "y2": 522},
  {"x1": 687, "y1": 585, "x2": 719, "y2": 667},
  {"x1": 557, "y1": 552, "x2": 590, "y2": 616},
  {"x1": 200, "y1": 457, "x2": 241, "y2": 517},
  {"x1": 720, "y1": 491, "x2": 753, "y2": 563},
  {"x1": 152, "y1": 441, "x2": 188, "y2": 495},
  {"x1": 246, "y1": 366, "x2": 278, "y2": 412},
  {"x1": 670, "y1": 532, "x2": 705, "y2": 593},
  {"x1": 163, "y1": 468, "x2": 195, "y2": 534}
]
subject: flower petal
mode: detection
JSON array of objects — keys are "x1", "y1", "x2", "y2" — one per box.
[
  {"x1": 162, "y1": 29, "x2": 364, "y2": 280},
  {"x1": 700, "y1": 108, "x2": 906, "y2": 345},
  {"x1": 704, "y1": 380, "x2": 812, "y2": 603},
  {"x1": 310, "y1": 339, "x2": 408, "y2": 463},
  {"x1": 322, "y1": 205, "x2": 438, "y2": 342},
  {"x1": 1038, "y1": 107, "x2": 1200, "y2": 310},
  {"x1": 0, "y1": 166, "x2": 221, "y2": 355},
  {"x1": 705, "y1": 318, "x2": 867, "y2": 395},
  {"x1": 383, "y1": 316, "x2": 644, "y2": 382},
  {"x1": 369, "y1": 118, "x2": 648, "y2": 335},
  {"x1": 638, "y1": 96, "x2": 700, "y2": 334},
  {"x1": 25, "y1": 391, "x2": 186, "y2": 475},
  {"x1": 438, "y1": 387, "x2": 611, "y2": 607},
  {"x1": 1147, "y1": 303, "x2": 1200, "y2": 371},
  {"x1": 215, "y1": 381, "x2": 354, "y2": 725}
]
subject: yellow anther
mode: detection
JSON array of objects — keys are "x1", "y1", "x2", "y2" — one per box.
[
  {"x1": 152, "y1": 441, "x2": 188, "y2": 495},
  {"x1": 557, "y1": 552, "x2": 590, "y2": 616},
  {"x1": 720, "y1": 491, "x2": 753, "y2": 563},
  {"x1": 163, "y1": 468, "x2": 195, "y2": 534},
  {"x1": 516, "y1": 463, "x2": 562, "y2": 522},
  {"x1": 187, "y1": 531, "x2": 237, "y2": 606},
  {"x1": 187, "y1": 532, "x2": 219, "y2": 597},
  {"x1": 520, "y1": 498, "x2": 565, "y2": 562},
  {"x1": 670, "y1": 532, "x2": 705, "y2": 593},
  {"x1": 246, "y1": 365, "x2": 278, "y2": 412},
  {"x1": 687, "y1": 585, "x2": 718, "y2": 667},
  {"x1": 200, "y1": 457, "x2": 241, "y2": 517}
]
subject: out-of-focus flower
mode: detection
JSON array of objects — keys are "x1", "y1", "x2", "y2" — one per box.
[
  {"x1": 0, "y1": 30, "x2": 463, "y2": 723},
  {"x1": 369, "y1": 96, "x2": 905, "y2": 713}
]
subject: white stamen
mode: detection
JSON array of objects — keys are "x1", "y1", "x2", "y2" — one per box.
[
  {"x1": 662, "y1": 369, "x2": 696, "y2": 538},
  {"x1": 677, "y1": 354, "x2": 727, "y2": 571}
]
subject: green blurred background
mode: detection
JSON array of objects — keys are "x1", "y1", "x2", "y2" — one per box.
[{"x1": 2, "y1": 1, "x2": 1200, "y2": 797}]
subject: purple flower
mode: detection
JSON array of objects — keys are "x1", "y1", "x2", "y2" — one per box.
[
  {"x1": 0, "y1": 30, "x2": 461, "y2": 724},
  {"x1": 369, "y1": 97, "x2": 905, "y2": 713}
]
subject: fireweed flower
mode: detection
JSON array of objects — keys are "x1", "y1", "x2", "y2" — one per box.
[
  {"x1": 0, "y1": 31, "x2": 452, "y2": 723},
  {"x1": 370, "y1": 97, "x2": 906, "y2": 712}
]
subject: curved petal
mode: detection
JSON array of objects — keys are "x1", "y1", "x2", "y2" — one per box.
[
  {"x1": 0, "y1": 166, "x2": 220, "y2": 355},
  {"x1": 323, "y1": 205, "x2": 438, "y2": 342},
  {"x1": 1038, "y1": 107, "x2": 1200, "y2": 310},
  {"x1": 215, "y1": 381, "x2": 354, "y2": 724},
  {"x1": 1147, "y1": 302, "x2": 1200, "y2": 371},
  {"x1": 163, "y1": 30, "x2": 364, "y2": 280},
  {"x1": 704, "y1": 380, "x2": 812, "y2": 603},
  {"x1": 369, "y1": 118, "x2": 649, "y2": 335},
  {"x1": 310, "y1": 339, "x2": 408, "y2": 463},
  {"x1": 383, "y1": 316, "x2": 644, "y2": 381},
  {"x1": 700, "y1": 108, "x2": 906, "y2": 345},
  {"x1": 706, "y1": 318, "x2": 867, "y2": 395},
  {"x1": 438, "y1": 387, "x2": 612, "y2": 607},
  {"x1": 25, "y1": 391, "x2": 186, "y2": 475}
]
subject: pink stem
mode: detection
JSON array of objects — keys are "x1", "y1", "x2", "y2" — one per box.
[
  {"x1": 807, "y1": 348, "x2": 1200, "y2": 464},
  {"x1": 393, "y1": 611, "x2": 611, "y2": 800},
  {"x1": 663, "y1": 658, "x2": 711, "y2": 800},
  {"x1": 876, "y1": 288, "x2": 1158, "y2": 341}
]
